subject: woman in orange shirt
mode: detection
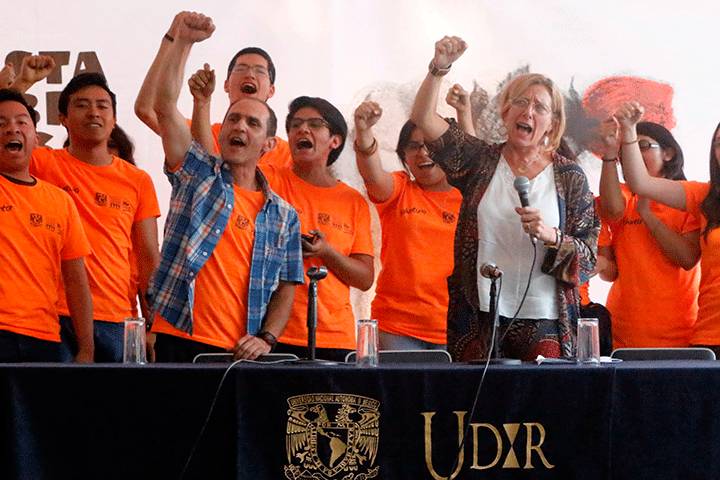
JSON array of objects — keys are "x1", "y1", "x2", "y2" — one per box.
[
  {"x1": 616, "y1": 102, "x2": 719, "y2": 354},
  {"x1": 354, "y1": 100, "x2": 462, "y2": 350},
  {"x1": 597, "y1": 120, "x2": 700, "y2": 348}
]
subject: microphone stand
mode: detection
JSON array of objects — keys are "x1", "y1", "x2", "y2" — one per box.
[
  {"x1": 470, "y1": 270, "x2": 521, "y2": 365},
  {"x1": 294, "y1": 266, "x2": 337, "y2": 365}
]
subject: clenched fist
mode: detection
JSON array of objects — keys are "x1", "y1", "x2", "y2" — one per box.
[
  {"x1": 613, "y1": 101, "x2": 644, "y2": 131},
  {"x1": 18, "y1": 55, "x2": 56, "y2": 85},
  {"x1": 188, "y1": 63, "x2": 216, "y2": 104},
  {"x1": 446, "y1": 83, "x2": 470, "y2": 112},
  {"x1": 354, "y1": 101, "x2": 382, "y2": 133},
  {"x1": 174, "y1": 11, "x2": 215, "y2": 44},
  {"x1": 433, "y1": 36, "x2": 468, "y2": 69}
]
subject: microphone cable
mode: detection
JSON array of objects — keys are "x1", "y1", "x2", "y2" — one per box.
[
  {"x1": 499, "y1": 235, "x2": 538, "y2": 344},
  {"x1": 178, "y1": 357, "x2": 298, "y2": 479},
  {"x1": 448, "y1": 275, "x2": 502, "y2": 476},
  {"x1": 448, "y1": 233, "x2": 538, "y2": 475}
]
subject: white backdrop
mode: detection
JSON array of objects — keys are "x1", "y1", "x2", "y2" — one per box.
[{"x1": 4, "y1": 0, "x2": 718, "y2": 310}]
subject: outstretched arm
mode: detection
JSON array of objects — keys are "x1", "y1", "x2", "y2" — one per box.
[
  {"x1": 135, "y1": 11, "x2": 215, "y2": 169},
  {"x1": 410, "y1": 36, "x2": 467, "y2": 142},
  {"x1": 637, "y1": 197, "x2": 700, "y2": 270},
  {"x1": 353, "y1": 101, "x2": 394, "y2": 202}
]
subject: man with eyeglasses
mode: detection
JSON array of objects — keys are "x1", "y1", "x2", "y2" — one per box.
[
  {"x1": 257, "y1": 96, "x2": 375, "y2": 362},
  {"x1": 136, "y1": 17, "x2": 291, "y2": 170},
  {"x1": 136, "y1": 11, "x2": 304, "y2": 362}
]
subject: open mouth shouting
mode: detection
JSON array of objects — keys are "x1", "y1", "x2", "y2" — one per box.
[
  {"x1": 4, "y1": 139, "x2": 23, "y2": 153},
  {"x1": 240, "y1": 82, "x2": 258, "y2": 94},
  {"x1": 229, "y1": 136, "x2": 247, "y2": 147},
  {"x1": 417, "y1": 160, "x2": 435, "y2": 170},
  {"x1": 295, "y1": 138, "x2": 314, "y2": 150},
  {"x1": 516, "y1": 122, "x2": 533, "y2": 135}
]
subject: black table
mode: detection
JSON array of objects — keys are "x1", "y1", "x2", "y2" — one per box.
[{"x1": 1, "y1": 361, "x2": 719, "y2": 479}]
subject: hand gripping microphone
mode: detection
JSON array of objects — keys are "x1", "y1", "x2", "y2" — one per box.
[{"x1": 513, "y1": 176, "x2": 536, "y2": 244}]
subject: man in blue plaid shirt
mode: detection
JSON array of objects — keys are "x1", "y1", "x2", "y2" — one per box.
[{"x1": 136, "y1": 11, "x2": 303, "y2": 362}]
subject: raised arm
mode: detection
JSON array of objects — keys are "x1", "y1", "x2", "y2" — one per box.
[
  {"x1": 615, "y1": 102, "x2": 687, "y2": 210},
  {"x1": 9, "y1": 55, "x2": 55, "y2": 93},
  {"x1": 135, "y1": 11, "x2": 215, "y2": 168},
  {"x1": 410, "y1": 36, "x2": 467, "y2": 141},
  {"x1": 353, "y1": 101, "x2": 394, "y2": 202},
  {"x1": 446, "y1": 84, "x2": 477, "y2": 137},
  {"x1": 188, "y1": 63, "x2": 218, "y2": 154},
  {"x1": 636, "y1": 197, "x2": 700, "y2": 270},
  {"x1": 596, "y1": 118, "x2": 626, "y2": 220}
]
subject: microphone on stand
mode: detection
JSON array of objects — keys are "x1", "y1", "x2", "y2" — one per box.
[
  {"x1": 513, "y1": 176, "x2": 536, "y2": 244},
  {"x1": 480, "y1": 263, "x2": 503, "y2": 280}
]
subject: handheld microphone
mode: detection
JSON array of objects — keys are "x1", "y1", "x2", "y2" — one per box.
[
  {"x1": 513, "y1": 176, "x2": 531, "y2": 207},
  {"x1": 480, "y1": 262, "x2": 503, "y2": 279},
  {"x1": 513, "y1": 176, "x2": 536, "y2": 244}
]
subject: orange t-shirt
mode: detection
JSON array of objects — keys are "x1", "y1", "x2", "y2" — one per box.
[
  {"x1": 579, "y1": 214, "x2": 613, "y2": 306},
  {"x1": 371, "y1": 172, "x2": 461, "y2": 344},
  {"x1": 682, "y1": 181, "x2": 720, "y2": 345},
  {"x1": 30, "y1": 148, "x2": 161, "y2": 323},
  {"x1": 263, "y1": 165, "x2": 374, "y2": 349},
  {"x1": 153, "y1": 185, "x2": 265, "y2": 349},
  {"x1": 0, "y1": 175, "x2": 90, "y2": 341},
  {"x1": 604, "y1": 185, "x2": 700, "y2": 348},
  {"x1": 208, "y1": 122, "x2": 292, "y2": 169}
]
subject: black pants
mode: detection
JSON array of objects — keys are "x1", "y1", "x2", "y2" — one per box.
[
  {"x1": 0, "y1": 330, "x2": 61, "y2": 362},
  {"x1": 154, "y1": 333, "x2": 227, "y2": 363}
]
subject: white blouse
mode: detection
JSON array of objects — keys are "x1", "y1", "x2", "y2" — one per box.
[{"x1": 476, "y1": 156, "x2": 560, "y2": 319}]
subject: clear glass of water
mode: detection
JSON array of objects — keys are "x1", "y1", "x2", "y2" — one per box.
[
  {"x1": 576, "y1": 318, "x2": 600, "y2": 364},
  {"x1": 123, "y1": 317, "x2": 146, "y2": 364},
  {"x1": 356, "y1": 319, "x2": 379, "y2": 367}
]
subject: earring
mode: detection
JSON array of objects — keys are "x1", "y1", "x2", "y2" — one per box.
[{"x1": 543, "y1": 135, "x2": 549, "y2": 147}]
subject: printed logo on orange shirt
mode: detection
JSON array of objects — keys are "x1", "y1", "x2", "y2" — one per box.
[
  {"x1": 0, "y1": 205, "x2": 13, "y2": 212},
  {"x1": 95, "y1": 192, "x2": 107, "y2": 206},
  {"x1": 400, "y1": 207, "x2": 428, "y2": 216},
  {"x1": 235, "y1": 215, "x2": 251, "y2": 230},
  {"x1": 29, "y1": 213, "x2": 43, "y2": 227},
  {"x1": 318, "y1": 212, "x2": 331, "y2": 225},
  {"x1": 62, "y1": 185, "x2": 80, "y2": 194},
  {"x1": 442, "y1": 211, "x2": 456, "y2": 224}
]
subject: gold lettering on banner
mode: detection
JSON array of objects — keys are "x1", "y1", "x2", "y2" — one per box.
[
  {"x1": 470, "y1": 423, "x2": 501, "y2": 470},
  {"x1": 502, "y1": 423, "x2": 521, "y2": 468},
  {"x1": 524, "y1": 423, "x2": 555, "y2": 469},
  {"x1": 422, "y1": 411, "x2": 464, "y2": 480},
  {"x1": 284, "y1": 393, "x2": 380, "y2": 480},
  {"x1": 423, "y1": 412, "x2": 555, "y2": 475}
]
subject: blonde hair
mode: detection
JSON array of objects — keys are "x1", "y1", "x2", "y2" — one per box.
[{"x1": 498, "y1": 73, "x2": 566, "y2": 152}]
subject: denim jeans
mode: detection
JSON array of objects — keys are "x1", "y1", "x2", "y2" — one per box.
[{"x1": 59, "y1": 316, "x2": 125, "y2": 362}]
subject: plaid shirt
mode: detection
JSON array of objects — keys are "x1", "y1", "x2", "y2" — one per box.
[{"x1": 149, "y1": 142, "x2": 303, "y2": 335}]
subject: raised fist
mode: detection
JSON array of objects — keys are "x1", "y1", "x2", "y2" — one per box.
[
  {"x1": 433, "y1": 36, "x2": 467, "y2": 69},
  {"x1": 594, "y1": 117, "x2": 620, "y2": 159},
  {"x1": 18, "y1": 55, "x2": 56, "y2": 85},
  {"x1": 175, "y1": 11, "x2": 215, "y2": 43},
  {"x1": 354, "y1": 101, "x2": 382, "y2": 132},
  {"x1": 188, "y1": 63, "x2": 216, "y2": 103},
  {"x1": 446, "y1": 84, "x2": 470, "y2": 112},
  {"x1": 613, "y1": 101, "x2": 644, "y2": 130},
  {"x1": 0, "y1": 64, "x2": 14, "y2": 88}
]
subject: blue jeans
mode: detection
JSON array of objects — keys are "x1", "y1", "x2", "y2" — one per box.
[
  {"x1": 378, "y1": 331, "x2": 446, "y2": 351},
  {"x1": 59, "y1": 316, "x2": 125, "y2": 363},
  {"x1": 0, "y1": 330, "x2": 61, "y2": 362}
]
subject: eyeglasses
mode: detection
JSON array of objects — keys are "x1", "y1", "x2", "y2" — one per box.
[
  {"x1": 288, "y1": 117, "x2": 330, "y2": 130},
  {"x1": 638, "y1": 140, "x2": 661, "y2": 151},
  {"x1": 510, "y1": 97, "x2": 552, "y2": 116},
  {"x1": 232, "y1": 63, "x2": 269, "y2": 77},
  {"x1": 405, "y1": 141, "x2": 428, "y2": 153}
]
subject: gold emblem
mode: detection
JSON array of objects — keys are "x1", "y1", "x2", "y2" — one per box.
[{"x1": 284, "y1": 393, "x2": 380, "y2": 480}]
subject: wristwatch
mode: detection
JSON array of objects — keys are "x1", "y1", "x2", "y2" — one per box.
[
  {"x1": 255, "y1": 330, "x2": 277, "y2": 351},
  {"x1": 428, "y1": 60, "x2": 451, "y2": 77}
]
